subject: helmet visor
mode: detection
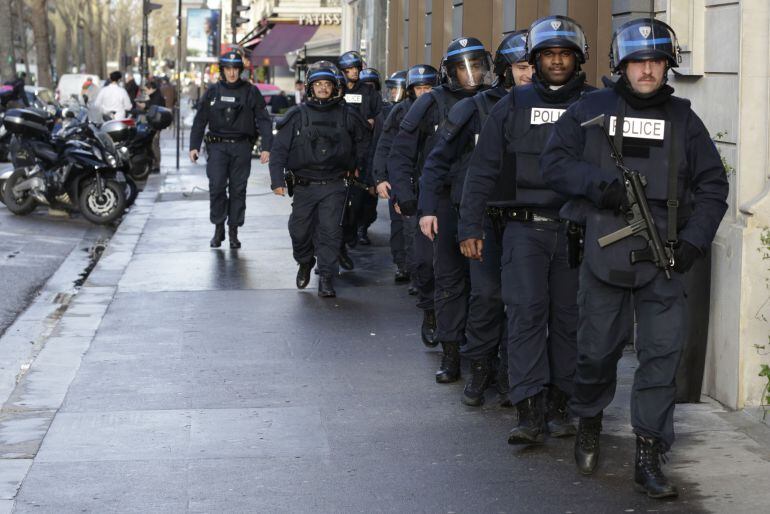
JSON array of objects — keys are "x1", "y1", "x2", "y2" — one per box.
[
  {"x1": 528, "y1": 17, "x2": 587, "y2": 63},
  {"x1": 612, "y1": 21, "x2": 678, "y2": 69},
  {"x1": 385, "y1": 83, "x2": 405, "y2": 102},
  {"x1": 446, "y1": 54, "x2": 494, "y2": 91}
]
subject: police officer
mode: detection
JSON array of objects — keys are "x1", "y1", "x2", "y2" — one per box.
[
  {"x1": 356, "y1": 67, "x2": 385, "y2": 245},
  {"x1": 390, "y1": 37, "x2": 493, "y2": 379},
  {"x1": 269, "y1": 64, "x2": 371, "y2": 298},
  {"x1": 384, "y1": 70, "x2": 407, "y2": 104},
  {"x1": 541, "y1": 19, "x2": 728, "y2": 498},
  {"x1": 420, "y1": 30, "x2": 532, "y2": 406},
  {"x1": 374, "y1": 66, "x2": 439, "y2": 286},
  {"x1": 190, "y1": 50, "x2": 272, "y2": 249},
  {"x1": 337, "y1": 51, "x2": 379, "y2": 268},
  {"x1": 460, "y1": 16, "x2": 595, "y2": 441}
]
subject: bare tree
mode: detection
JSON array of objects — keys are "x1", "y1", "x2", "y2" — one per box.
[
  {"x1": 0, "y1": 0, "x2": 16, "y2": 80},
  {"x1": 27, "y1": 0, "x2": 54, "y2": 87}
]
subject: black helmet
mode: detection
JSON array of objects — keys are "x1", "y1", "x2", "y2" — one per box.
[
  {"x1": 305, "y1": 64, "x2": 342, "y2": 101},
  {"x1": 610, "y1": 18, "x2": 680, "y2": 71},
  {"x1": 441, "y1": 37, "x2": 495, "y2": 91},
  {"x1": 385, "y1": 70, "x2": 407, "y2": 102},
  {"x1": 338, "y1": 51, "x2": 364, "y2": 70},
  {"x1": 494, "y1": 30, "x2": 528, "y2": 77},
  {"x1": 526, "y1": 15, "x2": 589, "y2": 64},
  {"x1": 218, "y1": 50, "x2": 245, "y2": 70},
  {"x1": 359, "y1": 68, "x2": 382, "y2": 91},
  {"x1": 405, "y1": 64, "x2": 439, "y2": 96}
]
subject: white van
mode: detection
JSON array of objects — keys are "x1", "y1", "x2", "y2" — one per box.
[{"x1": 56, "y1": 73, "x2": 102, "y2": 105}]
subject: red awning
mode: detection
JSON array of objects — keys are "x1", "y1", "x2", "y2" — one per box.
[{"x1": 250, "y1": 24, "x2": 319, "y2": 67}]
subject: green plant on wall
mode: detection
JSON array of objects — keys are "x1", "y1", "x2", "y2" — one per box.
[
  {"x1": 713, "y1": 131, "x2": 735, "y2": 176},
  {"x1": 758, "y1": 228, "x2": 770, "y2": 420}
]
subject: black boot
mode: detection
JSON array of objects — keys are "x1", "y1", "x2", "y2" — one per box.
[
  {"x1": 634, "y1": 435, "x2": 678, "y2": 499},
  {"x1": 546, "y1": 387, "x2": 576, "y2": 438},
  {"x1": 394, "y1": 266, "x2": 410, "y2": 283},
  {"x1": 462, "y1": 358, "x2": 495, "y2": 406},
  {"x1": 318, "y1": 274, "x2": 336, "y2": 298},
  {"x1": 228, "y1": 226, "x2": 241, "y2": 249},
  {"x1": 407, "y1": 283, "x2": 418, "y2": 295},
  {"x1": 296, "y1": 258, "x2": 316, "y2": 289},
  {"x1": 420, "y1": 309, "x2": 437, "y2": 348},
  {"x1": 357, "y1": 226, "x2": 371, "y2": 245},
  {"x1": 574, "y1": 412, "x2": 603, "y2": 475},
  {"x1": 210, "y1": 224, "x2": 225, "y2": 248},
  {"x1": 435, "y1": 342, "x2": 461, "y2": 383},
  {"x1": 508, "y1": 392, "x2": 546, "y2": 445},
  {"x1": 339, "y1": 247, "x2": 354, "y2": 270}
]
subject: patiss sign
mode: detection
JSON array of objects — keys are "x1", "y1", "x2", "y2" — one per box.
[{"x1": 299, "y1": 13, "x2": 342, "y2": 25}]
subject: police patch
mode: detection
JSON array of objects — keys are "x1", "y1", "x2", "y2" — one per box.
[
  {"x1": 639, "y1": 26, "x2": 652, "y2": 39},
  {"x1": 530, "y1": 107, "x2": 566, "y2": 125},
  {"x1": 418, "y1": 67, "x2": 425, "y2": 74},
  {"x1": 551, "y1": 20, "x2": 562, "y2": 30},
  {"x1": 345, "y1": 93, "x2": 363, "y2": 104},
  {"x1": 460, "y1": 39, "x2": 468, "y2": 47},
  {"x1": 608, "y1": 116, "x2": 665, "y2": 140},
  {"x1": 220, "y1": 96, "x2": 236, "y2": 102}
]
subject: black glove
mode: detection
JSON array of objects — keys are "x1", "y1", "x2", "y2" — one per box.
[
  {"x1": 398, "y1": 199, "x2": 418, "y2": 217},
  {"x1": 673, "y1": 240, "x2": 701, "y2": 274},
  {"x1": 597, "y1": 180, "x2": 629, "y2": 211}
]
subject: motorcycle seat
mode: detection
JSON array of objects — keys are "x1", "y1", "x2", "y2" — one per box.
[{"x1": 29, "y1": 140, "x2": 58, "y2": 163}]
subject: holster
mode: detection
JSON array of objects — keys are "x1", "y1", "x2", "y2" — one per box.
[
  {"x1": 485, "y1": 207, "x2": 505, "y2": 242},
  {"x1": 567, "y1": 222, "x2": 585, "y2": 269},
  {"x1": 284, "y1": 170, "x2": 295, "y2": 197}
]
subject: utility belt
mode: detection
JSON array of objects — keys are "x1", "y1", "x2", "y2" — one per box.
[
  {"x1": 204, "y1": 133, "x2": 251, "y2": 144},
  {"x1": 293, "y1": 174, "x2": 346, "y2": 187},
  {"x1": 485, "y1": 207, "x2": 561, "y2": 224}
]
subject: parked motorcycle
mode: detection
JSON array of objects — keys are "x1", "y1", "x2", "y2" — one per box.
[
  {"x1": 1, "y1": 108, "x2": 127, "y2": 224},
  {"x1": 103, "y1": 105, "x2": 172, "y2": 181}
]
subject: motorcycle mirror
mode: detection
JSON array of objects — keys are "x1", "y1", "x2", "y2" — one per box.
[{"x1": 580, "y1": 114, "x2": 606, "y2": 128}]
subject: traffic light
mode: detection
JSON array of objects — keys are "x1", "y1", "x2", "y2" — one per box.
[
  {"x1": 143, "y1": 0, "x2": 162, "y2": 16},
  {"x1": 231, "y1": 0, "x2": 250, "y2": 31}
]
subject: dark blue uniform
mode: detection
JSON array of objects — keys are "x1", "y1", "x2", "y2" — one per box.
[
  {"x1": 460, "y1": 75, "x2": 594, "y2": 406},
  {"x1": 420, "y1": 85, "x2": 507, "y2": 354},
  {"x1": 541, "y1": 81, "x2": 728, "y2": 449},
  {"x1": 389, "y1": 85, "x2": 473, "y2": 314},
  {"x1": 190, "y1": 80, "x2": 273, "y2": 227},
  {"x1": 269, "y1": 100, "x2": 371, "y2": 278},
  {"x1": 374, "y1": 100, "x2": 413, "y2": 272}
]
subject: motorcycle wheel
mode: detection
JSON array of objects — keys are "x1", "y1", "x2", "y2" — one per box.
[
  {"x1": 78, "y1": 178, "x2": 126, "y2": 225},
  {"x1": 2, "y1": 168, "x2": 38, "y2": 215},
  {"x1": 124, "y1": 176, "x2": 139, "y2": 207},
  {"x1": 129, "y1": 155, "x2": 151, "y2": 181}
]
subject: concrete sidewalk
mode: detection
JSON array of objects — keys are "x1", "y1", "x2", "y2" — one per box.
[{"x1": 1, "y1": 148, "x2": 769, "y2": 513}]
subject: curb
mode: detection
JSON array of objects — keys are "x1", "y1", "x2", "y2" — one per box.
[{"x1": 0, "y1": 172, "x2": 163, "y2": 506}]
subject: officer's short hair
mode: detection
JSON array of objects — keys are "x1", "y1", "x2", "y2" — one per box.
[{"x1": 109, "y1": 71, "x2": 122, "y2": 83}]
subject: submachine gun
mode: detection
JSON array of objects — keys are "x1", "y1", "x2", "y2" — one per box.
[{"x1": 580, "y1": 114, "x2": 674, "y2": 279}]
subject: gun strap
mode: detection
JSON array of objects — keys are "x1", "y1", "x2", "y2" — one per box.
[
  {"x1": 664, "y1": 102, "x2": 680, "y2": 245},
  {"x1": 613, "y1": 100, "x2": 626, "y2": 161}
]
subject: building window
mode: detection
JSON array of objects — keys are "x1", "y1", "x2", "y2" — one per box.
[{"x1": 452, "y1": 2, "x2": 463, "y2": 39}]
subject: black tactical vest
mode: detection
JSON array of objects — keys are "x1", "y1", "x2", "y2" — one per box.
[
  {"x1": 208, "y1": 82, "x2": 257, "y2": 138},
  {"x1": 417, "y1": 87, "x2": 460, "y2": 177},
  {"x1": 492, "y1": 85, "x2": 573, "y2": 210},
  {"x1": 287, "y1": 104, "x2": 354, "y2": 173},
  {"x1": 574, "y1": 90, "x2": 690, "y2": 288}
]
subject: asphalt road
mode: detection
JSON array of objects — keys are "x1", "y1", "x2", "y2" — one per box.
[{"x1": 0, "y1": 163, "x2": 113, "y2": 337}]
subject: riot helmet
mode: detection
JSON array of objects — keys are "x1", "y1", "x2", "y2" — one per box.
[
  {"x1": 338, "y1": 51, "x2": 364, "y2": 71},
  {"x1": 405, "y1": 64, "x2": 439, "y2": 99},
  {"x1": 305, "y1": 64, "x2": 342, "y2": 103},
  {"x1": 495, "y1": 30, "x2": 529, "y2": 86},
  {"x1": 385, "y1": 70, "x2": 407, "y2": 102},
  {"x1": 441, "y1": 37, "x2": 495, "y2": 92},
  {"x1": 360, "y1": 68, "x2": 382, "y2": 91},
  {"x1": 610, "y1": 18, "x2": 680, "y2": 72},
  {"x1": 219, "y1": 50, "x2": 245, "y2": 70},
  {"x1": 526, "y1": 16, "x2": 589, "y2": 64}
]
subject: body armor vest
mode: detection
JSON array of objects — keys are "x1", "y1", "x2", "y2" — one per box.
[
  {"x1": 287, "y1": 103, "x2": 354, "y2": 173},
  {"x1": 208, "y1": 82, "x2": 257, "y2": 138},
  {"x1": 416, "y1": 86, "x2": 461, "y2": 178},
  {"x1": 566, "y1": 88, "x2": 690, "y2": 288}
]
